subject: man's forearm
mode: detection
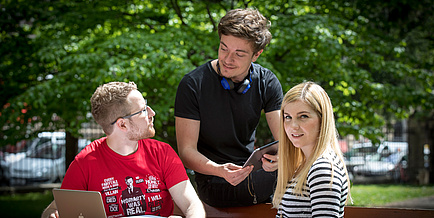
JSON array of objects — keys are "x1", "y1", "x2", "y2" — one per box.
[{"x1": 179, "y1": 147, "x2": 223, "y2": 178}]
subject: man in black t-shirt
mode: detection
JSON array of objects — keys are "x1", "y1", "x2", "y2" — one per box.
[{"x1": 175, "y1": 8, "x2": 283, "y2": 207}]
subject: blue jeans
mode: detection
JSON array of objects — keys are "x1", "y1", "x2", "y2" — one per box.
[{"x1": 195, "y1": 169, "x2": 277, "y2": 207}]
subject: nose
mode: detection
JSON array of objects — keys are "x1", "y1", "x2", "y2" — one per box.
[
  {"x1": 147, "y1": 106, "x2": 156, "y2": 116},
  {"x1": 289, "y1": 119, "x2": 299, "y2": 129},
  {"x1": 223, "y1": 52, "x2": 236, "y2": 64}
]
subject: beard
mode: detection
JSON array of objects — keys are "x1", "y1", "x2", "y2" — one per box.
[{"x1": 127, "y1": 119, "x2": 155, "y2": 141}]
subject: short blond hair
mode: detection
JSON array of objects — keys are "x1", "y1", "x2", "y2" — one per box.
[{"x1": 90, "y1": 81, "x2": 137, "y2": 135}]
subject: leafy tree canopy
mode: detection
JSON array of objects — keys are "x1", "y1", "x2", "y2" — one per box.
[{"x1": 1, "y1": 0, "x2": 433, "y2": 147}]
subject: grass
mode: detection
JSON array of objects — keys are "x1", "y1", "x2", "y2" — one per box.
[
  {"x1": 0, "y1": 184, "x2": 433, "y2": 217},
  {"x1": 0, "y1": 190, "x2": 53, "y2": 218},
  {"x1": 350, "y1": 184, "x2": 434, "y2": 207}
]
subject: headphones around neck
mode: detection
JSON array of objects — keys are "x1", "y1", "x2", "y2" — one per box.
[{"x1": 217, "y1": 61, "x2": 253, "y2": 94}]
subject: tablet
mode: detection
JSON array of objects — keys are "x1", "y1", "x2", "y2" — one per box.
[{"x1": 242, "y1": 141, "x2": 279, "y2": 172}]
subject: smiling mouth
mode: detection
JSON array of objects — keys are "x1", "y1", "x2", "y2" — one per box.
[
  {"x1": 292, "y1": 134, "x2": 303, "y2": 137},
  {"x1": 222, "y1": 62, "x2": 236, "y2": 70}
]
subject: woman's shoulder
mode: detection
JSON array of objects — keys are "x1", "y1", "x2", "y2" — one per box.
[
  {"x1": 309, "y1": 150, "x2": 346, "y2": 177},
  {"x1": 312, "y1": 153, "x2": 333, "y2": 166},
  {"x1": 308, "y1": 152, "x2": 335, "y2": 175}
]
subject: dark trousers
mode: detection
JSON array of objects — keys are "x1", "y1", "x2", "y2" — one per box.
[{"x1": 195, "y1": 170, "x2": 277, "y2": 207}]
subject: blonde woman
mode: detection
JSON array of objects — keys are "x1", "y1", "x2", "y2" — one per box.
[{"x1": 273, "y1": 82, "x2": 351, "y2": 217}]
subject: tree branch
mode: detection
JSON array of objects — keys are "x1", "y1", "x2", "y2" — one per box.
[
  {"x1": 206, "y1": 4, "x2": 217, "y2": 32},
  {"x1": 171, "y1": 0, "x2": 186, "y2": 26}
]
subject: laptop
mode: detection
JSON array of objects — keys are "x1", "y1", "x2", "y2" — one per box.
[{"x1": 52, "y1": 188, "x2": 107, "y2": 218}]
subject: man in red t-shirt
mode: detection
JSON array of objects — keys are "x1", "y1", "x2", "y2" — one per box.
[{"x1": 42, "y1": 81, "x2": 205, "y2": 218}]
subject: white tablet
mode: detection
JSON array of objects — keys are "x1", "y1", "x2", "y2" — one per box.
[{"x1": 242, "y1": 141, "x2": 279, "y2": 172}]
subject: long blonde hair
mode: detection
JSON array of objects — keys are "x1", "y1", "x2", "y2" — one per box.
[{"x1": 272, "y1": 81, "x2": 351, "y2": 208}]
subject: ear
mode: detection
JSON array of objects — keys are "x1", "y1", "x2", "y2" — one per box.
[
  {"x1": 252, "y1": 49, "x2": 263, "y2": 62},
  {"x1": 115, "y1": 119, "x2": 129, "y2": 132}
]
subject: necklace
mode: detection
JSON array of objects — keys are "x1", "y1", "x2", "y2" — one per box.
[{"x1": 247, "y1": 174, "x2": 257, "y2": 204}]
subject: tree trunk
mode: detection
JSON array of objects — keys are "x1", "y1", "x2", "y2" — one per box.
[
  {"x1": 427, "y1": 112, "x2": 434, "y2": 184},
  {"x1": 65, "y1": 131, "x2": 78, "y2": 173},
  {"x1": 407, "y1": 112, "x2": 432, "y2": 184}
]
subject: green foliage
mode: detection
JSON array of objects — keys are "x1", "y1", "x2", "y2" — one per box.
[
  {"x1": 1, "y1": 0, "x2": 433, "y2": 149},
  {"x1": 256, "y1": 0, "x2": 433, "y2": 142}
]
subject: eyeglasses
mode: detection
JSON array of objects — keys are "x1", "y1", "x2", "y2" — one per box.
[{"x1": 110, "y1": 102, "x2": 149, "y2": 125}]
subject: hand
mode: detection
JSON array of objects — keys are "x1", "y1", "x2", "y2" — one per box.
[
  {"x1": 49, "y1": 211, "x2": 59, "y2": 218},
  {"x1": 220, "y1": 163, "x2": 253, "y2": 186},
  {"x1": 48, "y1": 210, "x2": 59, "y2": 218},
  {"x1": 41, "y1": 201, "x2": 59, "y2": 218},
  {"x1": 262, "y1": 153, "x2": 278, "y2": 172}
]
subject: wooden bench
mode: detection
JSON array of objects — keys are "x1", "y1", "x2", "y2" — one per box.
[
  {"x1": 173, "y1": 202, "x2": 275, "y2": 218},
  {"x1": 173, "y1": 203, "x2": 434, "y2": 218}
]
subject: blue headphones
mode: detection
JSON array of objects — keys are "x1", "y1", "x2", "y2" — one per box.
[{"x1": 217, "y1": 61, "x2": 252, "y2": 94}]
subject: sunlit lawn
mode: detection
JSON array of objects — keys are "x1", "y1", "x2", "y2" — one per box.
[{"x1": 350, "y1": 184, "x2": 434, "y2": 207}]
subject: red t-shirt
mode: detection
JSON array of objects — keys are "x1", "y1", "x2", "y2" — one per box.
[{"x1": 61, "y1": 137, "x2": 188, "y2": 218}]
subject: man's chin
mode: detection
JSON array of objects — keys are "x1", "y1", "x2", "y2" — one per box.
[
  {"x1": 134, "y1": 130, "x2": 155, "y2": 141},
  {"x1": 147, "y1": 128, "x2": 156, "y2": 138}
]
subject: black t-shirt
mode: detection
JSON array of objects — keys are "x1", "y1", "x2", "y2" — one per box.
[{"x1": 175, "y1": 60, "x2": 283, "y2": 165}]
